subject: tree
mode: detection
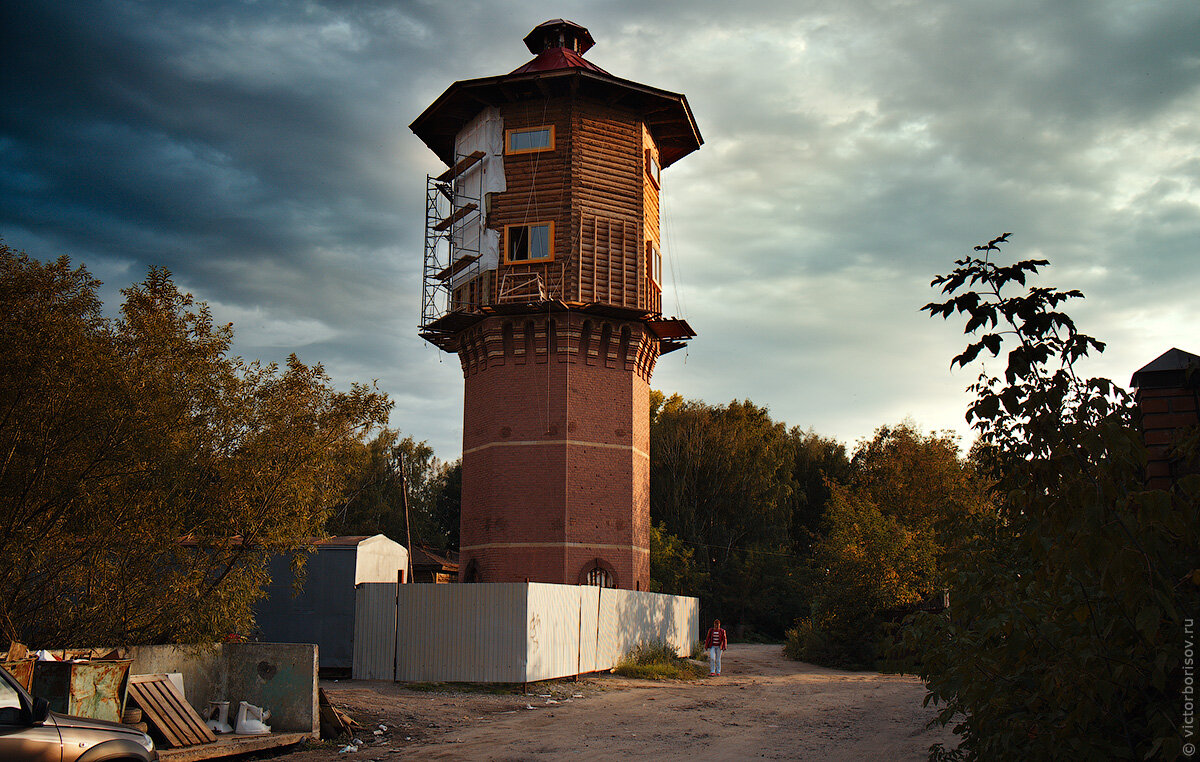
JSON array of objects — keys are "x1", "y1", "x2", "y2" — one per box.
[
  {"x1": 650, "y1": 395, "x2": 800, "y2": 635},
  {"x1": 791, "y1": 424, "x2": 991, "y2": 668},
  {"x1": 430, "y1": 459, "x2": 461, "y2": 551},
  {"x1": 648, "y1": 521, "x2": 703, "y2": 596},
  {"x1": 787, "y1": 430, "x2": 851, "y2": 554},
  {"x1": 326, "y1": 432, "x2": 460, "y2": 552},
  {"x1": 900, "y1": 235, "x2": 1200, "y2": 760},
  {"x1": 0, "y1": 244, "x2": 392, "y2": 646}
]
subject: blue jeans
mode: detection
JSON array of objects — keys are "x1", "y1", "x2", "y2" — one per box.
[{"x1": 708, "y1": 646, "x2": 722, "y2": 674}]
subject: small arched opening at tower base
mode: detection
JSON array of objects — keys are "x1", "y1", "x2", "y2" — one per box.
[
  {"x1": 462, "y1": 558, "x2": 480, "y2": 583},
  {"x1": 580, "y1": 320, "x2": 594, "y2": 365},
  {"x1": 578, "y1": 558, "x2": 617, "y2": 589},
  {"x1": 599, "y1": 322, "x2": 613, "y2": 367}
]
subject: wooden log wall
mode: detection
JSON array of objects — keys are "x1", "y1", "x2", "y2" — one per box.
[
  {"x1": 642, "y1": 124, "x2": 662, "y2": 315},
  {"x1": 494, "y1": 98, "x2": 573, "y2": 300},
  {"x1": 487, "y1": 97, "x2": 657, "y2": 311},
  {"x1": 574, "y1": 107, "x2": 643, "y2": 308}
]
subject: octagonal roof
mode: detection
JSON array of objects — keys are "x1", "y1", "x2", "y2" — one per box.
[{"x1": 410, "y1": 21, "x2": 701, "y2": 169}]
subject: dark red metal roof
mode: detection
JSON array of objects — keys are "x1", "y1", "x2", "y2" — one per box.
[
  {"x1": 510, "y1": 47, "x2": 609, "y2": 75},
  {"x1": 523, "y1": 19, "x2": 595, "y2": 55}
]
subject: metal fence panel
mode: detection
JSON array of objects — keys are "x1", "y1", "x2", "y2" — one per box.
[
  {"x1": 395, "y1": 583, "x2": 527, "y2": 683},
  {"x1": 598, "y1": 588, "x2": 698, "y2": 665},
  {"x1": 353, "y1": 583, "x2": 397, "y2": 680},
  {"x1": 526, "y1": 583, "x2": 587, "y2": 682},
  {"x1": 577, "y1": 586, "x2": 602, "y2": 674}
]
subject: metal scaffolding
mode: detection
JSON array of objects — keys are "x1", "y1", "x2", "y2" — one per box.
[{"x1": 419, "y1": 151, "x2": 485, "y2": 332}]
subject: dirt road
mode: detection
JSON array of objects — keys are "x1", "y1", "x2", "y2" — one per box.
[{"x1": 281, "y1": 644, "x2": 955, "y2": 761}]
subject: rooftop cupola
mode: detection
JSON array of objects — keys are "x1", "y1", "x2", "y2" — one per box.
[{"x1": 522, "y1": 18, "x2": 595, "y2": 55}]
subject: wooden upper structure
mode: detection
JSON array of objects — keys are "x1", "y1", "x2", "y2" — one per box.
[{"x1": 412, "y1": 20, "x2": 700, "y2": 351}]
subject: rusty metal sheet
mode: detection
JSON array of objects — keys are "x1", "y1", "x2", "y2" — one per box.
[
  {"x1": 2, "y1": 659, "x2": 35, "y2": 690},
  {"x1": 31, "y1": 659, "x2": 131, "y2": 723}
]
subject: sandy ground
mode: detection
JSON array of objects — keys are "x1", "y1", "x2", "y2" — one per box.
[{"x1": 274, "y1": 644, "x2": 956, "y2": 762}]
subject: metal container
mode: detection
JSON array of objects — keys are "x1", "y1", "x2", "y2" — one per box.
[{"x1": 31, "y1": 659, "x2": 132, "y2": 723}]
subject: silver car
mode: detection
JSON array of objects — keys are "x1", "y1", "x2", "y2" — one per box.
[{"x1": 0, "y1": 663, "x2": 157, "y2": 761}]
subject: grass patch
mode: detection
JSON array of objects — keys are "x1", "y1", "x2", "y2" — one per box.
[{"x1": 613, "y1": 639, "x2": 707, "y2": 680}]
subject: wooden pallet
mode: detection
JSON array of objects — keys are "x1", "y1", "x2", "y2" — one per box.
[{"x1": 128, "y1": 674, "x2": 216, "y2": 748}]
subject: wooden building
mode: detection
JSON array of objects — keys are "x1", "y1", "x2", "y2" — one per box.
[
  {"x1": 411, "y1": 545, "x2": 459, "y2": 584},
  {"x1": 411, "y1": 20, "x2": 701, "y2": 591}
]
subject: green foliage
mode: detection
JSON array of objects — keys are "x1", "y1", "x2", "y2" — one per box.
[
  {"x1": 0, "y1": 245, "x2": 391, "y2": 646},
  {"x1": 613, "y1": 638, "x2": 706, "y2": 680},
  {"x1": 652, "y1": 396, "x2": 795, "y2": 555},
  {"x1": 326, "y1": 432, "x2": 460, "y2": 551},
  {"x1": 788, "y1": 430, "x2": 852, "y2": 554},
  {"x1": 648, "y1": 521, "x2": 704, "y2": 595},
  {"x1": 796, "y1": 424, "x2": 991, "y2": 669},
  {"x1": 783, "y1": 615, "x2": 875, "y2": 668},
  {"x1": 649, "y1": 396, "x2": 812, "y2": 636},
  {"x1": 901, "y1": 235, "x2": 1200, "y2": 760}
]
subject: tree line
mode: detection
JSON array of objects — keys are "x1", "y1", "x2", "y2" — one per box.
[{"x1": 646, "y1": 393, "x2": 991, "y2": 657}]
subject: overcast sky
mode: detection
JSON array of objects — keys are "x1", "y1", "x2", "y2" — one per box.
[{"x1": 3, "y1": 0, "x2": 1198, "y2": 459}]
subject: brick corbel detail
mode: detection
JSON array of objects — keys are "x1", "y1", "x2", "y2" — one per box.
[{"x1": 458, "y1": 313, "x2": 660, "y2": 382}]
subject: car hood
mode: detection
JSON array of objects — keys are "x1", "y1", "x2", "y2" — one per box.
[{"x1": 49, "y1": 711, "x2": 146, "y2": 738}]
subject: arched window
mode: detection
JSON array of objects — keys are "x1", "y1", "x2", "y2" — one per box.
[
  {"x1": 619, "y1": 326, "x2": 631, "y2": 366},
  {"x1": 585, "y1": 566, "x2": 613, "y2": 587},
  {"x1": 579, "y1": 559, "x2": 616, "y2": 588}
]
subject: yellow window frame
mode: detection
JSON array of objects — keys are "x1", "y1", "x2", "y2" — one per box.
[
  {"x1": 505, "y1": 125, "x2": 556, "y2": 155},
  {"x1": 504, "y1": 221, "x2": 555, "y2": 264}
]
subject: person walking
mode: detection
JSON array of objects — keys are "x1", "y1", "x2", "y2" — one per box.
[{"x1": 705, "y1": 619, "x2": 727, "y2": 676}]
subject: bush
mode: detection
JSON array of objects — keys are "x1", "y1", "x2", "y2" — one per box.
[
  {"x1": 903, "y1": 237, "x2": 1200, "y2": 760},
  {"x1": 783, "y1": 615, "x2": 881, "y2": 670},
  {"x1": 613, "y1": 639, "x2": 706, "y2": 680}
]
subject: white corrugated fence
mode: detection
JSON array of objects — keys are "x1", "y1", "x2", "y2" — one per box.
[{"x1": 352, "y1": 582, "x2": 699, "y2": 682}]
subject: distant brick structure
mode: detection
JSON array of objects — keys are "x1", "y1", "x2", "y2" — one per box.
[
  {"x1": 1130, "y1": 348, "x2": 1200, "y2": 490},
  {"x1": 410, "y1": 21, "x2": 702, "y2": 590}
]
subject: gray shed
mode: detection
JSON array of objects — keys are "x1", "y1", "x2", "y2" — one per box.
[{"x1": 254, "y1": 535, "x2": 409, "y2": 673}]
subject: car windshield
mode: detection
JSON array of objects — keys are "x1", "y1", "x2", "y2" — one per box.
[{"x1": 0, "y1": 667, "x2": 24, "y2": 724}]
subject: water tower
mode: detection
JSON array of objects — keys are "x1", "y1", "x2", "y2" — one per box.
[{"x1": 410, "y1": 19, "x2": 701, "y2": 590}]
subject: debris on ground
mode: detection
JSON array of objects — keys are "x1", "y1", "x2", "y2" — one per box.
[{"x1": 320, "y1": 687, "x2": 361, "y2": 739}]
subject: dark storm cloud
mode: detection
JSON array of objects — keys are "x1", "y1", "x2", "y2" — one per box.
[{"x1": 2, "y1": 0, "x2": 1198, "y2": 455}]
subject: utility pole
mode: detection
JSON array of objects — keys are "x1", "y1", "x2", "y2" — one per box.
[{"x1": 397, "y1": 449, "x2": 415, "y2": 585}]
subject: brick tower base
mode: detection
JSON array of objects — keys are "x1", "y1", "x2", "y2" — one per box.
[{"x1": 456, "y1": 310, "x2": 659, "y2": 590}]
